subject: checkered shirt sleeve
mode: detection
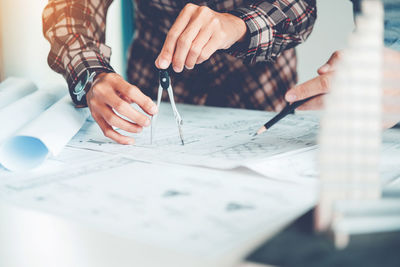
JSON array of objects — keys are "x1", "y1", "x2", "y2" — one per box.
[
  {"x1": 42, "y1": 0, "x2": 115, "y2": 95},
  {"x1": 229, "y1": 0, "x2": 317, "y2": 64}
]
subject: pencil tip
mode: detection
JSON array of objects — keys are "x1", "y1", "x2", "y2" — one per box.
[{"x1": 255, "y1": 126, "x2": 267, "y2": 136}]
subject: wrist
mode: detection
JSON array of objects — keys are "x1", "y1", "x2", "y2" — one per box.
[
  {"x1": 223, "y1": 13, "x2": 247, "y2": 43},
  {"x1": 235, "y1": 16, "x2": 247, "y2": 43},
  {"x1": 84, "y1": 72, "x2": 111, "y2": 103},
  {"x1": 92, "y1": 72, "x2": 108, "y2": 86},
  {"x1": 73, "y1": 69, "x2": 112, "y2": 108}
]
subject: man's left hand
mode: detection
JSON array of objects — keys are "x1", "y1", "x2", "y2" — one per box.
[{"x1": 284, "y1": 51, "x2": 343, "y2": 110}]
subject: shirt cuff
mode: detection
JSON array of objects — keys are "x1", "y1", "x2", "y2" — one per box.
[
  {"x1": 228, "y1": 7, "x2": 273, "y2": 64},
  {"x1": 65, "y1": 51, "x2": 115, "y2": 106}
]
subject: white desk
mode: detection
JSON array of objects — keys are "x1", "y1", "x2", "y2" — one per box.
[{"x1": 0, "y1": 104, "x2": 399, "y2": 267}]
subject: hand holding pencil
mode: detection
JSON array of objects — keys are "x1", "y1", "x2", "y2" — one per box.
[
  {"x1": 254, "y1": 94, "x2": 324, "y2": 136},
  {"x1": 253, "y1": 52, "x2": 341, "y2": 136}
]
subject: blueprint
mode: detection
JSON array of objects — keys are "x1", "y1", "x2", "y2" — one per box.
[
  {"x1": 68, "y1": 103, "x2": 320, "y2": 169},
  {"x1": 0, "y1": 100, "x2": 398, "y2": 265},
  {"x1": 247, "y1": 128, "x2": 400, "y2": 185},
  {"x1": 0, "y1": 150, "x2": 317, "y2": 260}
]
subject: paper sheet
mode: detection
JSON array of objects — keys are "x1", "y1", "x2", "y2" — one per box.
[
  {"x1": 68, "y1": 103, "x2": 320, "y2": 169},
  {"x1": 380, "y1": 128, "x2": 400, "y2": 184},
  {"x1": 247, "y1": 128, "x2": 400, "y2": 185},
  {"x1": 0, "y1": 86, "x2": 65, "y2": 143},
  {"x1": 246, "y1": 147, "x2": 319, "y2": 185},
  {"x1": 0, "y1": 152, "x2": 317, "y2": 260},
  {"x1": 0, "y1": 96, "x2": 89, "y2": 171},
  {"x1": 0, "y1": 146, "x2": 115, "y2": 178},
  {"x1": 0, "y1": 78, "x2": 38, "y2": 109}
]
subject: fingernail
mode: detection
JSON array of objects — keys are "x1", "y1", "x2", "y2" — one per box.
[
  {"x1": 144, "y1": 119, "x2": 151, "y2": 127},
  {"x1": 319, "y1": 64, "x2": 330, "y2": 73},
  {"x1": 159, "y1": 58, "x2": 169, "y2": 69},
  {"x1": 150, "y1": 105, "x2": 158, "y2": 115},
  {"x1": 286, "y1": 94, "x2": 297, "y2": 102},
  {"x1": 185, "y1": 65, "x2": 193, "y2": 70},
  {"x1": 128, "y1": 139, "x2": 135, "y2": 145},
  {"x1": 173, "y1": 65, "x2": 181, "y2": 73}
]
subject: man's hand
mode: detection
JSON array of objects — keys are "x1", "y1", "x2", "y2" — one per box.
[
  {"x1": 284, "y1": 51, "x2": 343, "y2": 110},
  {"x1": 155, "y1": 3, "x2": 247, "y2": 72},
  {"x1": 86, "y1": 73, "x2": 158, "y2": 145},
  {"x1": 382, "y1": 48, "x2": 400, "y2": 128},
  {"x1": 285, "y1": 49, "x2": 400, "y2": 128}
]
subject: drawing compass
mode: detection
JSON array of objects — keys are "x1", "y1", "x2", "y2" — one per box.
[{"x1": 151, "y1": 69, "x2": 184, "y2": 145}]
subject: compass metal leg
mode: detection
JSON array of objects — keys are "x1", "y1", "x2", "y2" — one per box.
[
  {"x1": 150, "y1": 85, "x2": 164, "y2": 144},
  {"x1": 167, "y1": 85, "x2": 184, "y2": 145}
]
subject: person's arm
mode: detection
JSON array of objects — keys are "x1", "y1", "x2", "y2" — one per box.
[
  {"x1": 42, "y1": 0, "x2": 115, "y2": 97},
  {"x1": 155, "y1": 0, "x2": 317, "y2": 72},
  {"x1": 43, "y1": 0, "x2": 157, "y2": 145},
  {"x1": 228, "y1": 0, "x2": 317, "y2": 64}
]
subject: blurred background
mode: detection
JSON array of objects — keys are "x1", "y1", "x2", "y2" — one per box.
[{"x1": 0, "y1": 0, "x2": 354, "y2": 88}]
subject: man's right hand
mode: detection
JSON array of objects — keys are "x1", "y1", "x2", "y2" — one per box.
[{"x1": 86, "y1": 73, "x2": 158, "y2": 145}]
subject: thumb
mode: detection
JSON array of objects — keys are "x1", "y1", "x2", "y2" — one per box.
[{"x1": 318, "y1": 50, "x2": 343, "y2": 75}]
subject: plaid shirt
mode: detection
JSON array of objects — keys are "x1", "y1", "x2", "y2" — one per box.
[{"x1": 43, "y1": 0, "x2": 316, "y2": 111}]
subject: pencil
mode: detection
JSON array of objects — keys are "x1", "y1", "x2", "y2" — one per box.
[{"x1": 254, "y1": 94, "x2": 323, "y2": 136}]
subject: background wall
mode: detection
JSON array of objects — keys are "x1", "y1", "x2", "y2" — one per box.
[
  {"x1": 297, "y1": 0, "x2": 354, "y2": 83},
  {"x1": 0, "y1": 0, "x2": 354, "y2": 87}
]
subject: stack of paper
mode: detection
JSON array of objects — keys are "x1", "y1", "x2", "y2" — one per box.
[
  {"x1": 0, "y1": 82, "x2": 325, "y2": 267},
  {"x1": 0, "y1": 149, "x2": 318, "y2": 267}
]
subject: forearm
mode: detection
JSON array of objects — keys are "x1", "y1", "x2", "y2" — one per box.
[
  {"x1": 42, "y1": 0, "x2": 115, "y2": 90},
  {"x1": 228, "y1": 0, "x2": 317, "y2": 64}
]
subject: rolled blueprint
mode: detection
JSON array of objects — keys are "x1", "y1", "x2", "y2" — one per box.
[
  {"x1": 0, "y1": 85, "x2": 66, "y2": 143},
  {"x1": 0, "y1": 77, "x2": 38, "y2": 109},
  {"x1": 0, "y1": 96, "x2": 90, "y2": 171}
]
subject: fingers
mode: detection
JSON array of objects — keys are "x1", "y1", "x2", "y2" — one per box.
[
  {"x1": 285, "y1": 73, "x2": 333, "y2": 103},
  {"x1": 155, "y1": 3, "x2": 197, "y2": 69},
  {"x1": 156, "y1": 4, "x2": 232, "y2": 72},
  {"x1": 103, "y1": 92, "x2": 151, "y2": 127},
  {"x1": 196, "y1": 36, "x2": 220, "y2": 64},
  {"x1": 88, "y1": 96, "x2": 144, "y2": 144},
  {"x1": 169, "y1": 6, "x2": 215, "y2": 72},
  {"x1": 171, "y1": 17, "x2": 203, "y2": 72},
  {"x1": 92, "y1": 113, "x2": 136, "y2": 145},
  {"x1": 318, "y1": 50, "x2": 343, "y2": 74},
  {"x1": 118, "y1": 84, "x2": 158, "y2": 115},
  {"x1": 296, "y1": 95, "x2": 324, "y2": 110},
  {"x1": 185, "y1": 26, "x2": 213, "y2": 69},
  {"x1": 100, "y1": 104, "x2": 144, "y2": 133},
  {"x1": 86, "y1": 72, "x2": 155, "y2": 145}
]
